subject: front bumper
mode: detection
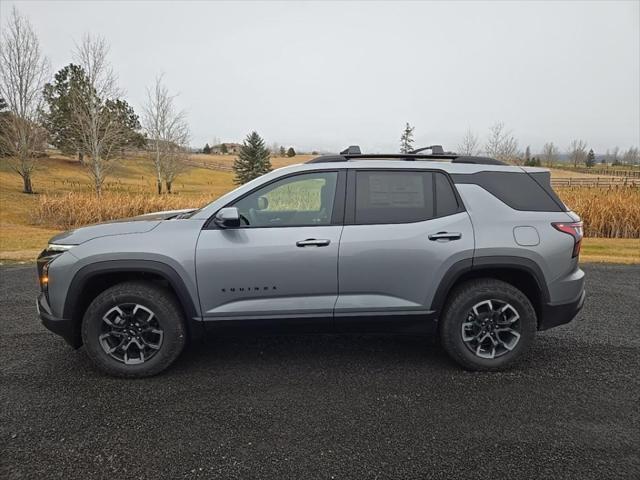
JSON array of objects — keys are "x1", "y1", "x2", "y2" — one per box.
[
  {"x1": 538, "y1": 289, "x2": 586, "y2": 331},
  {"x1": 37, "y1": 293, "x2": 81, "y2": 348}
]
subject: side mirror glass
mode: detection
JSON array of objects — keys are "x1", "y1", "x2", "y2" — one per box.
[
  {"x1": 214, "y1": 207, "x2": 241, "y2": 228},
  {"x1": 257, "y1": 196, "x2": 269, "y2": 211}
]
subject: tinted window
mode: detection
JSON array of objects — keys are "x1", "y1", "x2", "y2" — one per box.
[
  {"x1": 452, "y1": 171, "x2": 564, "y2": 212},
  {"x1": 435, "y1": 172, "x2": 460, "y2": 217},
  {"x1": 233, "y1": 171, "x2": 338, "y2": 227},
  {"x1": 355, "y1": 171, "x2": 434, "y2": 224}
]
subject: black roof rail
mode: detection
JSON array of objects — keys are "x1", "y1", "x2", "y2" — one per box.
[
  {"x1": 305, "y1": 145, "x2": 507, "y2": 166},
  {"x1": 452, "y1": 156, "x2": 506, "y2": 165}
]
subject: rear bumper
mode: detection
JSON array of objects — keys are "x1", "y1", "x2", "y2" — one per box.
[
  {"x1": 538, "y1": 289, "x2": 585, "y2": 331},
  {"x1": 37, "y1": 293, "x2": 81, "y2": 348}
]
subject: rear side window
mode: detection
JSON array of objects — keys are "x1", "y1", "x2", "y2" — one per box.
[
  {"x1": 435, "y1": 172, "x2": 460, "y2": 217},
  {"x1": 452, "y1": 171, "x2": 566, "y2": 212},
  {"x1": 355, "y1": 171, "x2": 434, "y2": 224}
]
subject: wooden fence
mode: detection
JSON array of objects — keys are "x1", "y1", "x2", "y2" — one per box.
[
  {"x1": 552, "y1": 166, "x2": 640, "y2": 178},
  {"x1": 551, "y1": 177, "x2": 640, "y2": 187},
  {"x1": 185, "y1": 159, "x2": 233, "y2": 172}
]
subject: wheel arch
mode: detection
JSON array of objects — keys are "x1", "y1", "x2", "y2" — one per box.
[
  {"x1": 431, "y1": 256, "x2": 550, "y2": 325},
  {"x1": 63, "y1": 260, "x2": 202, "y2": 347}
]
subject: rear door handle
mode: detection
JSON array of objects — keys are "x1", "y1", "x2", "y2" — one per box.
[
  {"x1": 428, "y1": 232, "x2": 462, "y2": 241},
  {"x1": 296, "y1": 238, "x2": 331, "y2": 247}
]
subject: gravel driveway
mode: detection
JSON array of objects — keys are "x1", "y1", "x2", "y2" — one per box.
[{"x1": 1, "y1": 263, "x2": 639, "y2": 479}]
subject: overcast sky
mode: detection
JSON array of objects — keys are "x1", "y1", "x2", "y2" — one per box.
[{"x1": 2, "y1": 0, "x2": 639, "y2": 153}]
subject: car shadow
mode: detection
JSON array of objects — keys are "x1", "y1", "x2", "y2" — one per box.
[{"x1": 170, "y1": 333, "x2": 454, "y2": 374}]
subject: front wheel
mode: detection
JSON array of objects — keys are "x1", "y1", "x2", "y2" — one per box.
[
  {"x1": 81, "y1": 281, "x2": 186, "y2": 378},
  {"x1": 439, "y1": 279, "x2": 537, "y2": 371}
]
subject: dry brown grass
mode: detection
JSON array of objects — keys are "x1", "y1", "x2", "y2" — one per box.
[
  {"x1": 30, "y1": 192, "x2": 216, "y2": 229},
  {"x1": 556, "y1": 187, "x2": 640, "y2": 238},
  {"x1": 28, "y1": 187, "x2": 640, "y2": 238}
]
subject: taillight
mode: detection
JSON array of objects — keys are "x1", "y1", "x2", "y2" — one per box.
[{"x1": 552, "y1": 221, "x2": 583, "y2": 258}]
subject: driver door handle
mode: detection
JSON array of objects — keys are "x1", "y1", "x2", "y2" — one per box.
[
  {"x1": 428, "y1": 232, "x2": 462, "y2": 241},
  {"x1": 296, "y1": 238, "x2": 331, "y2": 247}
]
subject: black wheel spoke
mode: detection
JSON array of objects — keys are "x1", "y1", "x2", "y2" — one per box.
[
  {"x1": 461, "y1": 299, "x2": 521, "y2": 359},
  {"x1": 99, "y1": 303, "x2": 163, "y2": 365}
]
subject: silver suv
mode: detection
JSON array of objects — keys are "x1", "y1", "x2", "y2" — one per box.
[{"x1": 36, "y1": 146, "x2": 585, "y2": 377}]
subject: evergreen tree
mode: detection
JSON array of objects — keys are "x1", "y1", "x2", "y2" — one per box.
[
  {"x1": 233, "y1": 131, "x2": 272, "y2": 184},
  {"x1": 286, "y1": 147, "x2": 296, "y2": 157},
  {"x1": 279, "y1": 145, "x2": 286, "y2": 156},
  {"x1": 220, "y1": 143, "x2": 228, "y2": 154},
  {"x1": 42, "y1": 64, "x2": 91, "y2": 162},
  {"x1": 586, "y1": 148, "x2": 596, "y2": 168},
  {"x1": 524, "y1": 145, "x2": 531, "y2": 164},
  {"x1": 103, "y1": 98, "x2": 146, "y2": 151},
  {"x1": 400, "y1": 122, "x2": 415, "y2": 153},
  {"x1": 43, "y1": 63, "x2": 144, "y2": 161},
  {"x1": 203, "y1": 143, "x2": 211, "y2": 154}
]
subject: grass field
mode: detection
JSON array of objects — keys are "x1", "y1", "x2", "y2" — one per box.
[{"x1": 1, "y1": 153, "x2": 638, "y2": 263}]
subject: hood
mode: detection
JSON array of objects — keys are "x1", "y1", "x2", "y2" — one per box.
[{"x1": 49, "y1": 208, "x2": 195, "y2": 245}]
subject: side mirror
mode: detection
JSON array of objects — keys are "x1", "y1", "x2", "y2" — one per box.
[
  {"x1": 257, "y1": 196, "x2": 269, "y2": 211},
  {"x1": 214, "y1": 207, "x2": 241, "y2": 228}
]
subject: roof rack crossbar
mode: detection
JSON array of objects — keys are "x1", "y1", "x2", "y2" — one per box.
[
  {"x1": 410, "y1": 145, "x2": 445, "y2": 155},
  {"x1": 340, "y1": 145, "x2": 361, "y2": 155}
]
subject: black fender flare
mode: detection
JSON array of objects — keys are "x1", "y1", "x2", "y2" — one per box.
[
  {"x1": 430, "y1": 256, "x2": 550, "y2": 315},
  {"x1": 63, "y1": 260, "x2": 200, "y2": 322}
]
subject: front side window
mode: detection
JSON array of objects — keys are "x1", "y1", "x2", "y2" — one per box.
[
  {"x1": 232, "y1": 171, "x2": 338, "y2": 227},
  {"x1": 355, "y1": 171, "x2": 434, "y2": 224}
]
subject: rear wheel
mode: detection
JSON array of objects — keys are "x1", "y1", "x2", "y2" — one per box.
[
  {"x1": 440, "y1": 279, "x2": 537, "y2": 371},
  {"x1": 81, "y1": 281, "x2": 186, "y2": 378}
]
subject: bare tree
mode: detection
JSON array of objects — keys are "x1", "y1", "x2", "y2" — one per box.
[
  {"x1": 457, "y1": 128, "x2": 480, "y2": 156},
  {"x1": 611, "y1": 146, "x2": 620, "y2": 165},
  {"x1": 162, "y1": 144, "x2": 189, "y2": 193},
  {"x1": 622, "y1": 146, "x2": 639, "y2": 165},
  {"x1": 541, "y1": 142, "x2": 558, "y2": 167},
  {"x1": 142, "y1": 75, "x2": 189, "y2": 194},
  {"x1": 567, "y1": 139, "x2": 587, "y2": 168},
  {"x1": 69, "y1": 34, "x2": 130, "y2": 195},
  {"x1": 485, "y1": 122, "x2": 519, "y2": 164},
  {"x1": 0, "y1": 7, "x2": 49, "y2": 193}
]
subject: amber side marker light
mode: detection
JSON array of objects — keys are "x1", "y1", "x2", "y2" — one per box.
[{"x1": 552, "y1": 221, "x2": 584, "y2": 257}]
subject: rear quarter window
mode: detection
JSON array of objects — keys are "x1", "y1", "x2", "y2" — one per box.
[{"x1": 451, "y1": 171, "x2": 566, "y2": 212}]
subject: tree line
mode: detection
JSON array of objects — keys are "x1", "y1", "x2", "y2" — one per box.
[
  {"x1": 401, "y1": 121, "x2": 639, "y2": 168},
  {"x1": 202, "y1": 141, "x2": 296, "y2": 158}
]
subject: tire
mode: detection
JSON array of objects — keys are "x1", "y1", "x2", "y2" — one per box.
[
  {"x1": 81, "y1": 281, "x2": 186, "y2": 378},
  {"x1": 439, "y1": 278, "x2": 537, "y2": 371}
]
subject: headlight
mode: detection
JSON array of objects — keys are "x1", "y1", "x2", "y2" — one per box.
[
  {"x1": 37, "y1": 244, "x2": 75, "y2": 296},
  {"x1": 47, "y1": 243, "x2": 75, "y2": 253}
]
